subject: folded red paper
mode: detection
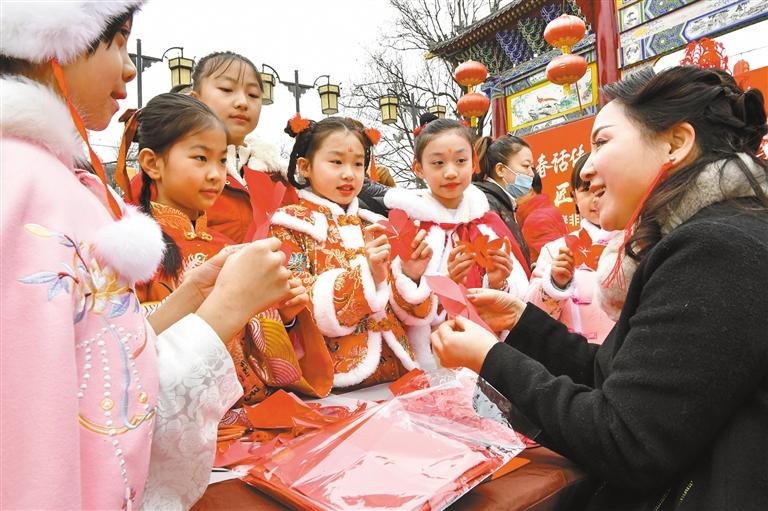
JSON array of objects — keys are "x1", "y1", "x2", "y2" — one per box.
[
  {"x1": 379, "y1": 208, "x2": 419, "y2": 261},
  {"x1": 425, "y1": 275, "x2": 494, "y2": 333}
]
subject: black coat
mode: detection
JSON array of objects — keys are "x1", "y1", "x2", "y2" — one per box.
[
  {"x1": 474, "y1": 180, "x2": 531, "y2": 267},
  {"x1": 480, "y1": 199, "x2": 768, "y2": 510},
  {"x1": 358, "y1": 177, "x2": 390, "y2": 217}
]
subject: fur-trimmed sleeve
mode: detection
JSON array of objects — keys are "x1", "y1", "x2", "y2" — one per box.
[
  {"x1": 525, "y1": 239, "x2": 571, "y2": 319},
  {"x1": 269, "y1": 223, "x2": 380, "y2": 337},
  {"x1": 388, "y1": 257, "x2": 437, "y2": 325}
]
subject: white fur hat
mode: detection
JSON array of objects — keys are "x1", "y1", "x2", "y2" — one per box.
[{"x1": 0, "y1": 1, "x2": 144, "y2": 64}]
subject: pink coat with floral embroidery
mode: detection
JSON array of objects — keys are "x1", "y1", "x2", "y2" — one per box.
[{"x1": 1, "y1": 137, "x2": 160, "y2": 509}]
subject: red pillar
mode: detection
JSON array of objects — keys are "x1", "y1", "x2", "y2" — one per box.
[
  {"x1": 491, "y1": 95, "x2": 507, "y2": 139},
  {"x1": 592, "y1": 0, "x2": 620, "y2": 105}
]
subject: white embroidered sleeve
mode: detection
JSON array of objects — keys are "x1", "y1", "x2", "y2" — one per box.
[{"x1": 141, "y1": 314, "x2": 242, "y2": 511}]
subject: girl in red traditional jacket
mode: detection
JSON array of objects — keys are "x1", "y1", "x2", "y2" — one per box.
[
  {"x1": 129, "y1": 51, "x2": 289, "y2": 243},
  {"x1": 383, "y1": 118, "x2": 530, "y2": 369},
  {"x1": 134, "y1": 93, "x2": 332, "y2": 403},
  {"x1": 270, "y1": 116, "x2": 435, "y2": 388}
]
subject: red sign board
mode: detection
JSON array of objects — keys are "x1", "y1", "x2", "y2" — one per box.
[{"x1": 524, "y1": 115, "x2": 595, "y2": 231}]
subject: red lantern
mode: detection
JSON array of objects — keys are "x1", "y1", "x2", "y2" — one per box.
[
  {"x1": 546, "y1": 54, "x2": 588, "y2": 94},
  {"x1": 454, "y1": 61, "x2": 488, "y2": 88},
  {"x1": 456, "y1": 92, "x2": 490, "y2": 119},
  {"x1": 544, "y1": 14, "x2": 586, "y2": 53}
]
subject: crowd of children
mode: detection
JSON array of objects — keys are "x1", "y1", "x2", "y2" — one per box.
[{"x1": 3, "y1": 2, "x2": 767, "y2": 510}]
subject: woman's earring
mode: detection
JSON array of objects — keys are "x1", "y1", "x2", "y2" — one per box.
[{"x1": 669, "y1": 155, "x2": 676, "y2": 162}]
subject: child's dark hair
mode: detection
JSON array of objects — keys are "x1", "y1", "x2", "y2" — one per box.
[
  {"x1": 192, "y1": 51, "x2": 263, "y2": 92},
  {"x1": 571, "y1": 152, "x2": 591, "y2": 192},
  {"x1": 87, "y1": 6, "x2": 140, "y2": 54},
  {"x1": 413, "y1": 118, "x2": 474, "y2": 163},
  {"x1": 473, "y1": 135, "x2": 530, "y2": 181},
  {"x1": 137, "y1": 93, "x2": 227, "y2": 279},
  {"x1": 284, "y1": 116, "x2": 373, "y2": 189}
]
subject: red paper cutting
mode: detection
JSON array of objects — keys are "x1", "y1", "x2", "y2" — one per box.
[
  {"x1": 379, "y1": 208, "x2": 419, "y2": 261},
  {"x1": 243, "y1": 170, "x2": 294, "y2": 262},
  {"x1": 564, "y1": 229, "x2": 605, "y2": 271},
  {"x1": 425, "y1": 275, "x2": 494, "y2": 333},
  {"x1": 459, "y1": 234, "x2": 508, "y2": 270}
]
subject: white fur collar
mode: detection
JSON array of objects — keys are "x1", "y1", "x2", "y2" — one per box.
[
  {"x1": 384, "y1": 184, "x2": 490, "y2": 224},
  {"x1": 299, "y1": 188, "x2": 360, "y2": 218},
  {"x1": 0, "y1": 76, "x2": 81, "y2": 163},
  {"x1": 225, "y1": 135, "x2": 289, "y2": 184}
]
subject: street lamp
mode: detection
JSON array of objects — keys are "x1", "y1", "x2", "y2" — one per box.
[
  {"x1": 378, "y1": 91, "x2": 455, "y2": 128},
  {"x1": 129, "y1": 39, "x2": 193, "y2": 107},
  {"x1": 379, "y1": 94, "x2": 399, "y2": 125},
  {"x1": 260, "y1": 64, "x2": 340, "y2": 115}
]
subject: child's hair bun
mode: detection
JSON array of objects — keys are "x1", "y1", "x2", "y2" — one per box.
[{"x1": 285, "y1": 114, "x2": 313, "y2": 138}]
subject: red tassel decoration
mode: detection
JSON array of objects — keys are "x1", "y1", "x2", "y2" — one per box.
[{"x1": 602, "y1": 160, "x2": 676, "y2": 288}]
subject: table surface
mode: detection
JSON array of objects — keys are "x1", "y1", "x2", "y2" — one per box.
[{"x1": 192, "y1": 446, "x2": 594, "y2": 511}]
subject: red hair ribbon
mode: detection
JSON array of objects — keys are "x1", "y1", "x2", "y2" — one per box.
[{"x1": 288, "y1": 113, "x2": 312, "y2": 136}]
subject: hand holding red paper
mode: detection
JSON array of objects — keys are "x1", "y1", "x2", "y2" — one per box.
[
  {"x1": 425, "y1": 275, "x2": 494, "y2": 333},
  {"x1": 551, "y1": 246, "x2": 576, "y2": 289},
  {"x1": 379, "y1": 209, "x2": 418, "y2": 261},
  {"x1": 447, "y1": 245, "x2": 475, "y2": 285},
  {"x1": 400, "y1": 228, "x2": 433, "y2": 282},
  {"x1": 278, "y1": 277, "x2": 310, "y2": 324},
  {"x1": 363, "y1": 223, "x2": 391, "y2": 286},
  {"x1": 431, "y1": 315, "x2": 498, "y2": 373},
  {"x1": 564, "y1": 229, "x2": 605, "y2": 271},
  {"x1": 466, "y1": 288, "x2": 527, "y2": 332},
  {"x1": 242, "y1": 169, "x2": 294, "y2": 262}
]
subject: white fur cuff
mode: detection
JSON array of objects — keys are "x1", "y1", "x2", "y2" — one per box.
[
  {"x1": 356, "y1": 259, "x2": 391, "y2": 313},
  {"x1": 381, "y1": 330, "x2": 418, "y2": 371},
  {"x1": 541, "y1": 264, "x2": 574, "y2": 300},
  {"x1": 391, "y1": 258, "x2": 432, "y2": 304},
  {"x1": 333, "y1": 332, "x2": 382, "y2": 388},
  {"x1": 311, "y1": 268, "x2": 356, "y2": 337}
]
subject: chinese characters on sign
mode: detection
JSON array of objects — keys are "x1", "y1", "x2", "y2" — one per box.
[{"x1": 524, "y1": 116, "x2": 595, "y2": 231}]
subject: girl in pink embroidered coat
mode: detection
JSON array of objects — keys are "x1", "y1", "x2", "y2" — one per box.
[
  {"x1": 525, "y1": 153, "x2": 616, "y2": 344},
  {"x1": 0, "y1": 3, "x2": 293, "y2": 509},
  {"x1": 270, "y1": 116, "x2": 435, "y2": 389},
  {"x1": 384, "y1": 118, "x2": 531, "y2": 368}
]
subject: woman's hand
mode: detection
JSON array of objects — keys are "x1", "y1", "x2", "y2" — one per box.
[
  {"x1": 446, "y1": 245, "x2": 474, "y2": 285},
  {"x1": 485, "y1": 248, "x2": 513, "y2": 290},
  {"x1": 196, "y1": 238, "x2": 292, "y2": 341},
  {"x1": 279, "y1": 278, "x2": 310, "y2": 323},
  {"x1": 401, "y1": 229, "x2": 433, "y2": 281},
  {"x1": 466, "y1": 288, "x2": 527, "y2": 332},
  {"x1": 551, "y1": 247, "x2": 575, "y2": 289},
  {"x1": 431, "y1": 315, "x2": 498, "y2": 373},
  {"x1": 364, "y1": 224, "x2": 391, "y2": 286}
]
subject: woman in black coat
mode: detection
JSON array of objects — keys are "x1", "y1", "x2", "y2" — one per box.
[{"x1": 432, "y1": 66, "x2": 768, "y2": 511}]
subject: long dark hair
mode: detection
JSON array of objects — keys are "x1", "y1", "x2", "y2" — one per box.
[
  {"x1": 284, "y1": 116, "x2": 372, "y2": 189},
  {"x1": 603, "y1": 66, "x2": 768, "y2": 261},
  {"x1": 191, "y1": 51, "x2": 263, "y2": 93},
  {"x1": 473, "y1": 135, "x2": 530, "y2": 181},
  {"x1": 137, "y1": 93, "x2": 227, "y2": 279}
]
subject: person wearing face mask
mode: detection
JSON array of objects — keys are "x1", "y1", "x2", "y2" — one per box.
[
  {"x1": 474, "y1": 135, "x2": 532, "y2": 267},
  {"x1": 508, "y1": 140, "x2": 568, "y2": 263}
]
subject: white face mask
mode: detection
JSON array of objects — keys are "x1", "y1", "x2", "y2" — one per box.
[{"x1": 500, "y1": 164, "x2": 534, "y2": 198}]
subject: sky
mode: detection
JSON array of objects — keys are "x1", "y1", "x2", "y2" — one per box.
[{"x1": 92, "y1": 0, "x2": 397, "y2": 163}]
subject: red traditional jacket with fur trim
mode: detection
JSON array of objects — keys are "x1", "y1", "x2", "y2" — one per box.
[
  {"x1": 135, "y1": 202, "x2": 332, "y2": 404},
  {"x1": 269, "y1": 189, "x2": 435, "y2": 388}
]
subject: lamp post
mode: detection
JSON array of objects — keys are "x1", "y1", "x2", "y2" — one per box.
[
  {"x1": 259, "y1": 64, "x2": 340, "y2": 115},
  {"x1": 129, "y1": 39, "x2": 194, "y2": 107}
]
